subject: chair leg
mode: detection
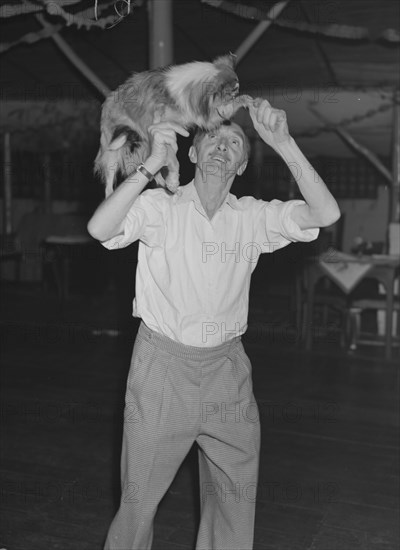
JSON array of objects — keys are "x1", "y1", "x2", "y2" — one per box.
[
  {"x1": 295, "y1": 300, "x2": 301, "y2": 345},
  {"x1": 339, "y1": 310, "x2": 347, "y2": 349},
  {"x1": 348, "y1": 308, "x2": 361, "y2": 351},
  {"x1": 299, "y1": 304, "x2": 308, "y2": 347},
  {"x1": 322, "y1": 304, "x2": 329, "y2": 327}
]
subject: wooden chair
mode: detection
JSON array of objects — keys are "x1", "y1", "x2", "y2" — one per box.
[
  {"x1": 348, "y1": 222, "x2": 399, "y2": 359},
  {"x1": 0, "y1": 232, "x2": 22, "y2": 282},
  {"x1": 295, "y1": 216, "x2": 348, "y2": 348},
  {"x1": 347, "y1": 268, "x2": 399, "y2": 358},
  {"x1": 296, "y1": 259, "x2": 349, "y2": 349}
]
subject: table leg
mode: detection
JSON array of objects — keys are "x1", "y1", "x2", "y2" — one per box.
[
  {"x1": 306, "y1": 281, "x2": 314, "y2": 351},
  {"x1": 385, "y1": 282, "x2": 394, "y2": 361}
]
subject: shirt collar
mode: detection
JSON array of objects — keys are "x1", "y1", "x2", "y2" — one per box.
[{"x1": 176, "y1": 180, "x2": 239, "y2": 210}]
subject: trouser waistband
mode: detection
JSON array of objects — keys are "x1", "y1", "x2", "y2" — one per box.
[{"x1": 137, "y1": 321, "x2": 242, "y2": 362}]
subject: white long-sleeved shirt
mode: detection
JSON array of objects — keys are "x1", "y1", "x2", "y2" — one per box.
[{"x1": 102, "y1": 180, "x2": 319, "y2": 347}]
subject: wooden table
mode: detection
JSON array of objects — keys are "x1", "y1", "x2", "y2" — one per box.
[
  {"x1": 303, "y1": 253, "x2": 399, "y2": 359},
  {"x1": 42, "y1": 234, "x2": 95, "y2": 301}
]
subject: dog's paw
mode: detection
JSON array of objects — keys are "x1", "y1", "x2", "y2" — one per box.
[
  {"x1": 166, "y1": 182, "x2": 180, "y2": 194},
  {"x1": 238, "y1": 94, "x2": 254, "y2": 108},
  {"x1": 165, "y1": 171, "x2": 180, "y2": 194}
]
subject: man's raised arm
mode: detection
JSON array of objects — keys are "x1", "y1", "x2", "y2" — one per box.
[
  {"x1": 87, "y1": 122, "x2": 189, "y2": 242},
  {"x1": 248, "y1": 99, "x2": 340, "y2": 230}
]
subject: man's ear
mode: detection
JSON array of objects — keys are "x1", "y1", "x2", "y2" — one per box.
[
  {"x1": 237, "y1": 160, "x2": 248, "y2": 176},
  {"x1": 188, "y1": 145, "x2": 197, "y2": 164}
]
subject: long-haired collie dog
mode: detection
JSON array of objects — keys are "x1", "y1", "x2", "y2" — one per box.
[{"x1": 94, "y1": 54, "x2": 250, "y2": 196}]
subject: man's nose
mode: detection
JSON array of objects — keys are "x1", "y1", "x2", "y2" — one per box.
[{"x1": 217, "y1": 140, "x2": 227, "y2": 150}]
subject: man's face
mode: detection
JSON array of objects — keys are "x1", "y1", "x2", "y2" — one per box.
[{"x1": 189, "y1": 123, "x2": 248, "y2": 181}]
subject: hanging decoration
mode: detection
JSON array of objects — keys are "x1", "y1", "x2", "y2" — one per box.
[
  {"x1": 0, "y1": 23, "x2": 63, "y2": 54},
  {"x1": 0, "y1": 1, "x2": 82, "y2": 18},
  {"x1": 294, "y1": 99, "x2": 400, "y2": 140},
  {"x1": 201, "y1": 0, "x2": 400, "y2": 44},
  {"x1": 0, "y1": 0, "x2": 134, "y2": 54},
  {"x1": 42, "y1": 0, "x2": 117, "y2": 29}
]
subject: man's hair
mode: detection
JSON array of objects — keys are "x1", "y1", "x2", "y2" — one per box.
[{"x1": 193, "y1": 120, "x2": 251, "y2": 160}]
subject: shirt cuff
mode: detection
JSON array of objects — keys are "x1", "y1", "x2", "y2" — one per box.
[
  {"x1": 279, "y1": 200, "x2": 320, "y2": 242},
  {"x1": 100, "y1": 210, "x2": 140, "y2": 250}
]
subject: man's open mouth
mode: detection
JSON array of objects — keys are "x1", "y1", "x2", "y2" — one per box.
[{"x1": 211, "y1": 155, "x2": 228, "y2": 164}]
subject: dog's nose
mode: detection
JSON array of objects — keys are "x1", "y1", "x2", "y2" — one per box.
[{"x1": 232, "y1": 82, "x2": 239, "y2": 96}]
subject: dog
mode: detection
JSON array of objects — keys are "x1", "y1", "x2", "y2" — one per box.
[{"x1": 94, "y1": 54, "x2": 250, "y2": 196}]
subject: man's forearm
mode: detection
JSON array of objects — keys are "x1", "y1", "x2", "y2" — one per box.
[
  {"x1": 275, "y1": 136, "x2": 340, "y2": 229},
  {"x1": 87, "y1": 156, "x2": 161, "y2": 242}
]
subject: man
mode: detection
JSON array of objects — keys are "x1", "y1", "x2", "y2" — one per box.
[{"x1": 88, "y1": 99, "x2": 340, "y2": 550}]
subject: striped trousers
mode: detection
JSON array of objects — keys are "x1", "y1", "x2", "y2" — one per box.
[{"x1": 104, "y1": 321, "x2": 260, "y2": 550}]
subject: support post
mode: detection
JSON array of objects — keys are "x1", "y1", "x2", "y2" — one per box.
[
  {"x1": 148, "y1": 0, "x2": 173, "y2": 69},
  {"x1": 43, "y1": 153, "x2": 52, "y2": 214},
  {"x1": 391, "y1": 89, "x2": 400, "y2": 223},
  {"x1": 3, "y1": 132, "x2": 12, "y2": 235}
]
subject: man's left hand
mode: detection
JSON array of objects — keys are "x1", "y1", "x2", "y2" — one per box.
[{"x1": 248, "y1": 98, "x2": 290, "y2": 151}]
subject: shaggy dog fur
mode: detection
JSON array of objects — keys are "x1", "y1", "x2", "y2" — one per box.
[{"x1": 94, "y1": 54, "x2": 250, "y2": 196}]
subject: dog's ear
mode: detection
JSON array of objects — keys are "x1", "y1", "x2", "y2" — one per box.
[
  {"x1": 154, "y1": 104, "x2": 167, "y2": 124},
  {"x1": 212, "y1": 53, "x2": 237, "y2": 70}
]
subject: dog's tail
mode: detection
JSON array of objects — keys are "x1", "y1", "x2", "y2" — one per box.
[{"x1": 94, "y1": 125, "x2": 146, "y2": 197}]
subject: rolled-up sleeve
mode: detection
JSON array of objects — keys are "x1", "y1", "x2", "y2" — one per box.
[
  {"x1": 101, "y1": 189, "x2": 166, "y2": 250},
  {"x1": 274, "y1": 199, "x2": 320, "y2": 242},
  {"x1": 259, "y1": 199, "x2": 319, "y2": 253}
]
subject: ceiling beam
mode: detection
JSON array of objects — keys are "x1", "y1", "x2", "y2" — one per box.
[
  {"x1": 310, "y1": 105, "x2": 392, "y2": 184},
  {"x1": 174, "y1": 23, "x2": 211, "y2": 61},
  {"x1": 35, "y1": 13, "x2": 110, "y2": 98},
  {"x1": 75, "y1": 32, "x2": 132, "y2": 77},
  {"x1": 234, "y1": 0, "x2": 289, "y2": 66},
  {"x1": 299, "y1": 0, "x2": 338, "y2": 86}
]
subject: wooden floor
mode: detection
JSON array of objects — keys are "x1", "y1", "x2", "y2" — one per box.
[{"x1": 1, "y1": 291, "x2": 399, "y2": 549}]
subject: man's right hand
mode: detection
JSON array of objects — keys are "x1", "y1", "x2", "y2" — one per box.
[
  {"x1": 87, "y1": 122, "x2": 188, "y2": 243},
  {"x1": 146, "y1": 122, "x2": 189, "y2": 174}
]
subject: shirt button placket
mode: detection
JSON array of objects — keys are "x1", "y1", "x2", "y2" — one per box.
[{"x1": 205, "y1": 222, "x2": 215, "y2": 316}]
